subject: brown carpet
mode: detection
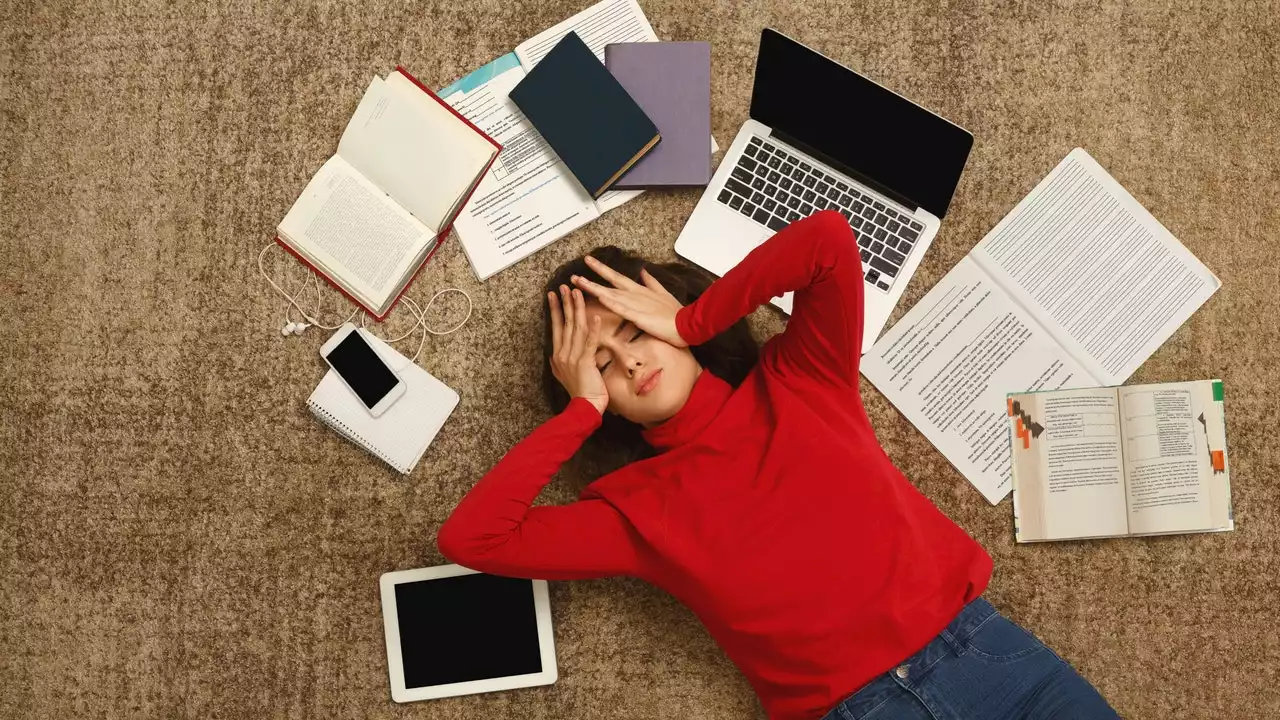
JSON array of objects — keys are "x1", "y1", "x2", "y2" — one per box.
[{"x1": 3, "y1": 1, "x2": 1278, "y2": 718}]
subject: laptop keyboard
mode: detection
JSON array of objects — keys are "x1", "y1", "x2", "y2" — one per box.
[{"x1": 715, "y1": 135, "x2": 925, "y2": 293}]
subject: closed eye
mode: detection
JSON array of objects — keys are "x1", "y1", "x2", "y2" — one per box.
[{"x1": 598, "y1": 333, "x2": 640, "y2": 372}]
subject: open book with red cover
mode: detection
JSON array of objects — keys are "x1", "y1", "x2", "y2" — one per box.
[{"x1": 276, "y1": 67, "x2": 500, "y2": 320}]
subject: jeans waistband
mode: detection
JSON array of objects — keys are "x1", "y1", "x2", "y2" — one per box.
[
  {"x1": 939, "y1": 596, "x2": 999, "y2": 646},
  {"x1": 834, "y1": 597, "x2": 999, "y2": 719}
]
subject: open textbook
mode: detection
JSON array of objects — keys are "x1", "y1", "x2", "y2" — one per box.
[
  {"x1": 1008, "y1": 380, "x2": 1232, "y2": 542},
  {"x1": 277, "y1": 69, "x2": 498, "y2": 318},
  {"x1": 438, "y1": 0, "x2": 717, "y2": 280},
  {"x1": 861, "y1": 149, "x2": 1221, "y2": 504}
]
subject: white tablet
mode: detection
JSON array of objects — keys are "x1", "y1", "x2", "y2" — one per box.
[{"x1": 380, "y1": 565, "x2": 557, "y2": 703}]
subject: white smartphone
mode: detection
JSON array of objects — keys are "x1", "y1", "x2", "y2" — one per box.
[{"x1": 319, "y1": 324, "x2": 406, "y2": 417}]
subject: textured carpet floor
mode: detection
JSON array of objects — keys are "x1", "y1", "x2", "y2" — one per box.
[{"x1": 3, "y1": 1, "x2": 1279, "y2": 718}]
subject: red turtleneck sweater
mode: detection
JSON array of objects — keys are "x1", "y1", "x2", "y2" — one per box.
[{"x1": 437, "y1": 210, "x2": 992, "y2": 720}]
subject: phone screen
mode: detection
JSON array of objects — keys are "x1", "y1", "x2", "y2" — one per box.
[{"x1": 325, "y1": 331, "x2": 400, "y2": 409}]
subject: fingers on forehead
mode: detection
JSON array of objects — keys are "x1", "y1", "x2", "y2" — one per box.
[
  {"x1": 582, "y1": 299, "x2": 624, "y2": 327},
  {"x1": 586, "y1": 256, "x2": 636, "y2": 284}
]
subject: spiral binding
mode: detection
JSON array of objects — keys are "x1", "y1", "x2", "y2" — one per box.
[{"x1": 309, "y1": 401, "x2": 411, "y2": 473}]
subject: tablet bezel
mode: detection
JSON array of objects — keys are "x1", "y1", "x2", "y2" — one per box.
[{"x1": 380, "y1": 564, "x2": 557, "y2": 703}]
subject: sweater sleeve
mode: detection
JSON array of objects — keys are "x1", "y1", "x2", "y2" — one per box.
[
  {"x1": 436, "y1": 398, "x2": 648, "y2": 581},
  {"x1": 676, "y1": 210, "x2": 865, "y2": 385}
]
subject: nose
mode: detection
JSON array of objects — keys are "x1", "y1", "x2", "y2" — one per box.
[{"x1": 622, "y1": 353, "x2": 644, "y2": 377}]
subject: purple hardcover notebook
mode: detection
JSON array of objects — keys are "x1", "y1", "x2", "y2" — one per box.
[{"x1": 605, "y1": 42, "x2": 712, "y2": 188}]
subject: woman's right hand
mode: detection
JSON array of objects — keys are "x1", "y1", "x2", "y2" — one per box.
[
  {"x1": 571, "y1": 256, "x2": 687, "y2": 348},
  {"x1": 548, "y1": 285, "x2": 608, "y2": 415}
]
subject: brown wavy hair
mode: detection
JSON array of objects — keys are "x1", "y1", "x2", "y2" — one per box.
[{"x1": 542, "y1": 246, "x2": 759, "y2": 473}]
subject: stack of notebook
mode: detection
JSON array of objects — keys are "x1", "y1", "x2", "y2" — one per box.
[
  {"x1": 436, "y1": 0, "x2": 718, "y2": 281},
  {"x1": 509, "y1": 32, "x2": 713, "y2": 197}
]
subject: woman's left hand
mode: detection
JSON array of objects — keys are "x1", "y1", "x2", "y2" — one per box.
[{"x1": 571, "y1": 256, "x2": 688, "y2": 348}]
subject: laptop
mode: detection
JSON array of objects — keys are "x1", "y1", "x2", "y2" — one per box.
[{"x1": 674, "y1": 29, "x2": 974, "y2": 353}]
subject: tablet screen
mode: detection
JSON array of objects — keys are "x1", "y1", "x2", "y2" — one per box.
[{"x1": 394, "y1": 573, "x2": 544, "y2": 688}]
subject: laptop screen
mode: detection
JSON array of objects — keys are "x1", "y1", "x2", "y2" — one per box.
[{"x1": 750, "y1": 29, "x2": 973, "y2": 218}]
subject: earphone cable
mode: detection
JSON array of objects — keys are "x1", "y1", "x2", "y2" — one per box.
[{"x1": 259, "y1": 241, "x2": 472, "y2": 362}]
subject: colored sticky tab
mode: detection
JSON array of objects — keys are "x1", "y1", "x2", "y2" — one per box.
[
  {"x1": 1213, "y1": 380, "x2": 1224, "y2": 402},
  {"x1": 439, "y1": 52, "x2": 521, "y2": 98},
  {"x1": 1211, "y1": 450, "x2": 1225, "y2": 472}
]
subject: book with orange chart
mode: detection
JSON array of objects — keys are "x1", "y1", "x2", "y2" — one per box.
[{"x1": 1008, "y1": 379, "x2": 1232, "y2": 542}]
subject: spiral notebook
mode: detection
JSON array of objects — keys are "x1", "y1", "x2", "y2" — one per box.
[{"x1": 307, "y1": 334, "x2": 459, "y2": 474}]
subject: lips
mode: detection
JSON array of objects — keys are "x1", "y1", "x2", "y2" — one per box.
[{"x1": 635, "y1": 368, "x2": 663, "y2": 397}]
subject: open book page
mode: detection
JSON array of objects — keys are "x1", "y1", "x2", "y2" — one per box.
[
  {"x1": 337, "y1": 75, "x2": 495, "y2": 232},
  {"x1": 1119, "y1": 381, "x2": 1229, "y2": 534},
  {"x1": 278, "y1": 155, "x2": 432, "y2": 308},
  {"x1": 861, "y1": 256, "x2": 1096, "y2": 504},
  {"x1": 1009, "y1": 388, "x2": 1129, "y2": 542},
  {"x1": 516, "y1": 0, "x2": 693, "y2": 214},
  {"x1": 438, "y1": 53, "x2": 599, "y2": 280},
  {"x1": 515, "y1": 0, "x2": 656, "y2": 69},
  {"x1": 971, "y1": 148, "x2": 1220, "y2": 385}
]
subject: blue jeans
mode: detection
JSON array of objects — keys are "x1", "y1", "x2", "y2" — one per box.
[{"x1": 822, "y1": 598, "x2": 1119, "y2": 720}]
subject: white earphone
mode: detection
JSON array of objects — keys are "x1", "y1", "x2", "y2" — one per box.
[{"x1": 258, "y1": 242, "x2": 472, "y2": 362}]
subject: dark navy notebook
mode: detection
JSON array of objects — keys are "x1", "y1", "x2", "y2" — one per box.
[{"x1": 509, "y1": 31, "x2": 660, "y2": 198}]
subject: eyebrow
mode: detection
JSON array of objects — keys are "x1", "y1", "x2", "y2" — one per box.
[{"x1": 612, "y1": 320, "x2": 631, "y2": 338}]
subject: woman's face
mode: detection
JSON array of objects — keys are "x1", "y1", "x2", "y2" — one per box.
[{"x1": 583, "y1": 300, "x2": 701, "y2": 427}]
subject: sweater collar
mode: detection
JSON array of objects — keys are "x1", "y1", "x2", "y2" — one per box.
[{"x1": 641, "y1": 371, "x2": 732, "y2": 452}]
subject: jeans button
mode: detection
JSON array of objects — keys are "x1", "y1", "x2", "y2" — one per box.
[{"x1": 894, "y1": 664, "x2": 909, "y2": 679}]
